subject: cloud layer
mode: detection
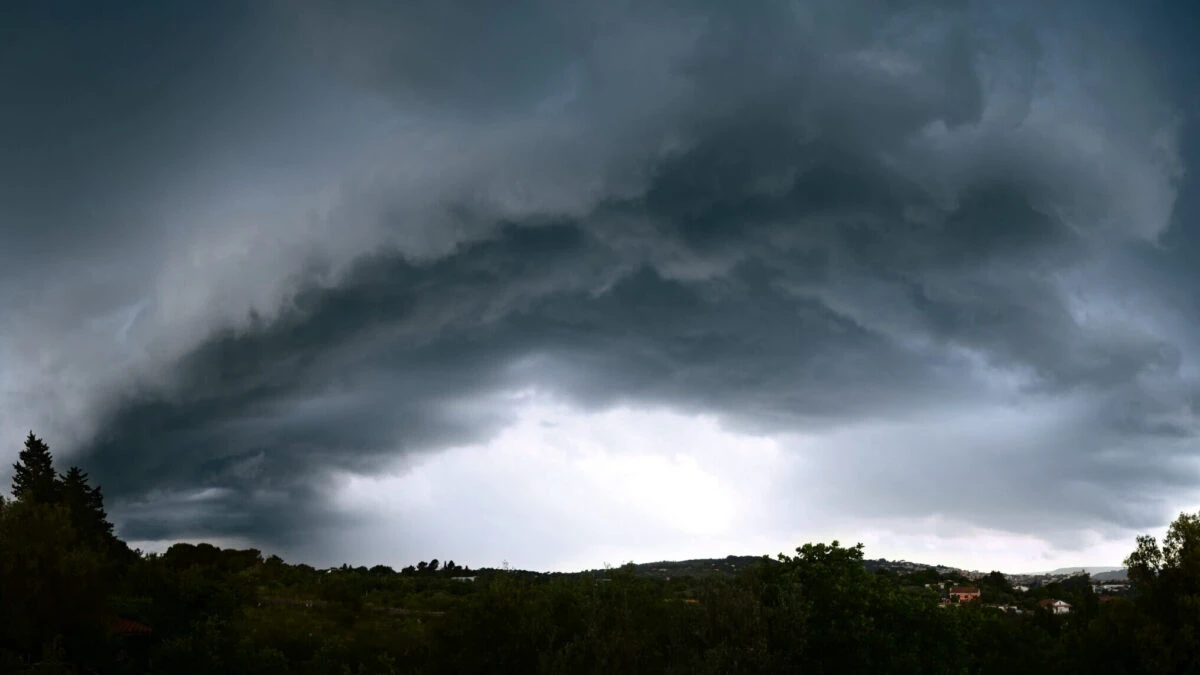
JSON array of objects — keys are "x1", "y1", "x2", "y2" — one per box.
[{"x1": 2, "y1": 0, "x2": 1198, "y2": 568}]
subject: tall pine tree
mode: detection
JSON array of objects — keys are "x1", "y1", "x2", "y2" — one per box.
[
  {"x1": 60, "y1": 466, "x2": 115, "y2": 548},
  {"x1": 11, "y1": 432, "x2": 59, "y2": 504}
]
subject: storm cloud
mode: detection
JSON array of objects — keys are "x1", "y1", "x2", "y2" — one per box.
[{"x1": 2, "y1": 0, "x2": 1198, "y2": 568}]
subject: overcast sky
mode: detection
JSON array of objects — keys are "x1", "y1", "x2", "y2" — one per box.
[{"x1": 3, "y1": 0, "x2": 1199, "y2": 573}]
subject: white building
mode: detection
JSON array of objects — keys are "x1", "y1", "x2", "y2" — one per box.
[{"x1": 1040, "y1": 599, "x2": 1072, "y2": 615}]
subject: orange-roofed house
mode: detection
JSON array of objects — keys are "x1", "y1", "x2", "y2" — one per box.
[
  {"x1": 110, "y1": 618, "x2": 153, "y2": 637},
  {"x1": 950, "y1": 586, "x2": 980, "y2": 603}
]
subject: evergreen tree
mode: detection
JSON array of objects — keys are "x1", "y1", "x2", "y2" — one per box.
[
  {"x1": 0, "y1": 498, "x2": 110, "y2": 662},
  {"x1": 60, "y1": 466, "x2": 115, "y2": 548},
  {"x1": 11, "y1": 431, "x2": 59, "y2": 504}
]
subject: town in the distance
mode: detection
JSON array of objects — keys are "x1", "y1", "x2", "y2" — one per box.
[{"x1": 614, "y1": 554, "x2": 1132, "y2": 616}]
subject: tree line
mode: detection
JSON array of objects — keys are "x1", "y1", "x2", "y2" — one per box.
[{"x1": 2, "y1": 431, "x2": 1200, "y2": 673}]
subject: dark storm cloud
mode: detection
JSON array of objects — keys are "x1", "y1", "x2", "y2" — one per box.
[
  {"x1": 2, "y1": 0, "x2": 1194, "y2": 554},
  {"x1": 285, "y1": 0, "x2": 603, "y2": 113},
  {"x1": 0, "y1": 0, "x2": 394, "y2": 448},
  {"x1": 1, "y1": 1, "x2": 255, "y2": 263},
  {"x1": 79, "y1": 226, "x2": 928, "y2": 542},
  {"x1": 86, "y1": 171, "x2": 1187, "y2": 545}
]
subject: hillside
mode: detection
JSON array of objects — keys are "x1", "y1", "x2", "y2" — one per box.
[
  {"x1": 592, "y1": 555, "x2": 971, "y2": 579},
  {"x1": 589, "y1": 555, "x2": 774, "y2": 578},
  {"x1": 1045, "y1": 566, "x2": 1123, "y2": 575}
]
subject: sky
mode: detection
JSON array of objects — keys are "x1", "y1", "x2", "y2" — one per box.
[{"x1": 2, "y1": 0, "x2": 1200, "y2": 573}]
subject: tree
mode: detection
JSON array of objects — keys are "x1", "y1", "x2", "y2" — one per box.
[
  {"x1": 1124, "y1": 510, "x2": 1200, "y2": 672},
  {"x1": 1126, "y1": 512, "x2": 1200, "y2": 611},
  {"x1": 60, "y1": 466, "x2": 115, "y2": 549},
  {"x1": 0, "y1": 499, "x2": 110, "y2": 662},
  {"x1": 11, "y1": 432, "x2": 59, "y2": 504},
  {"x1": 776, "y1": 542, "x2": 874, "y2": 673},
  {"x1": 979, "y1": 570, "x2": 1016, "y2": 604},
  {"x1": 982, "y1": 571, "x2": 1011, "y2": 590}
]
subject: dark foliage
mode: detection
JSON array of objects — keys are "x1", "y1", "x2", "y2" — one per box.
[{"x1": 2, "y1": 431, "x2": 1198, "y2": 673}]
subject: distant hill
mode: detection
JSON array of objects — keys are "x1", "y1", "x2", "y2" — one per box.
[
  {"x1": 863, "y1": 558, "x2": 961, "y2": 574},
  {"x1": 621, "y1": 555, "x2": 773, "y2": 578},
  {"x1": 585, "y1": 556, "x2": 1127, "y2": 582},
  {"x1": 596, "y1": 555, "x2": 969, "y2": 580},
  {"x1": 1044, "y1": 566, "x2": 1124, "y2": 576}
]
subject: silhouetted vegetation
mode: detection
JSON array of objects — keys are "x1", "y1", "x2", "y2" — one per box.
[{"x1": 3, "y1": 432, "x2": 1199, "y2": 673}]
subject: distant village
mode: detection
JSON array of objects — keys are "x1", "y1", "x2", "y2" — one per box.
[
  {"x1": 594, "y1": 555, "x2": 1133, "y2": 617},
  {"x1": 866, "y1": 558, "x2": 1131, "y2": 615}
]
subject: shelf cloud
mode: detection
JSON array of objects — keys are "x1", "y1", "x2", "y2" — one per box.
[{"x1": 2, "y1": 0, "x2": 1197, "y2": 569}]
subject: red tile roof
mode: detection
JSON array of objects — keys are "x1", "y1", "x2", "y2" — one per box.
[
  {"x1": 950, "y1": 587, "x2": 980, "y2": 594},
  {"x1": 111, "y1": 618, "x2": 153, "y2": 636}
]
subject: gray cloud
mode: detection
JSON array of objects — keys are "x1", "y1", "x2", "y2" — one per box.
[{"x1": 2, "y1": 0, "x2": 1197, "y2": 564}]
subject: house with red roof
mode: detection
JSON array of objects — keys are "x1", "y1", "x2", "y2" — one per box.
[
  {"x1": 950, "y1": 586, "x2": 980, "y2": 603},
  {"x1": 110, "y1": 618, "x2": 153, "y2": 637}
]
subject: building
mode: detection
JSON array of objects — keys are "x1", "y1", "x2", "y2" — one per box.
[
  {"x1": 111, "y1": 618, "x2": 153, "y2": 637},
  {"x1": 950, "y1": 586, "x2": 981, "y2": 603},
  {"x1": 1038, "y1": 599, "x2": 1072, "y2": 615}
]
